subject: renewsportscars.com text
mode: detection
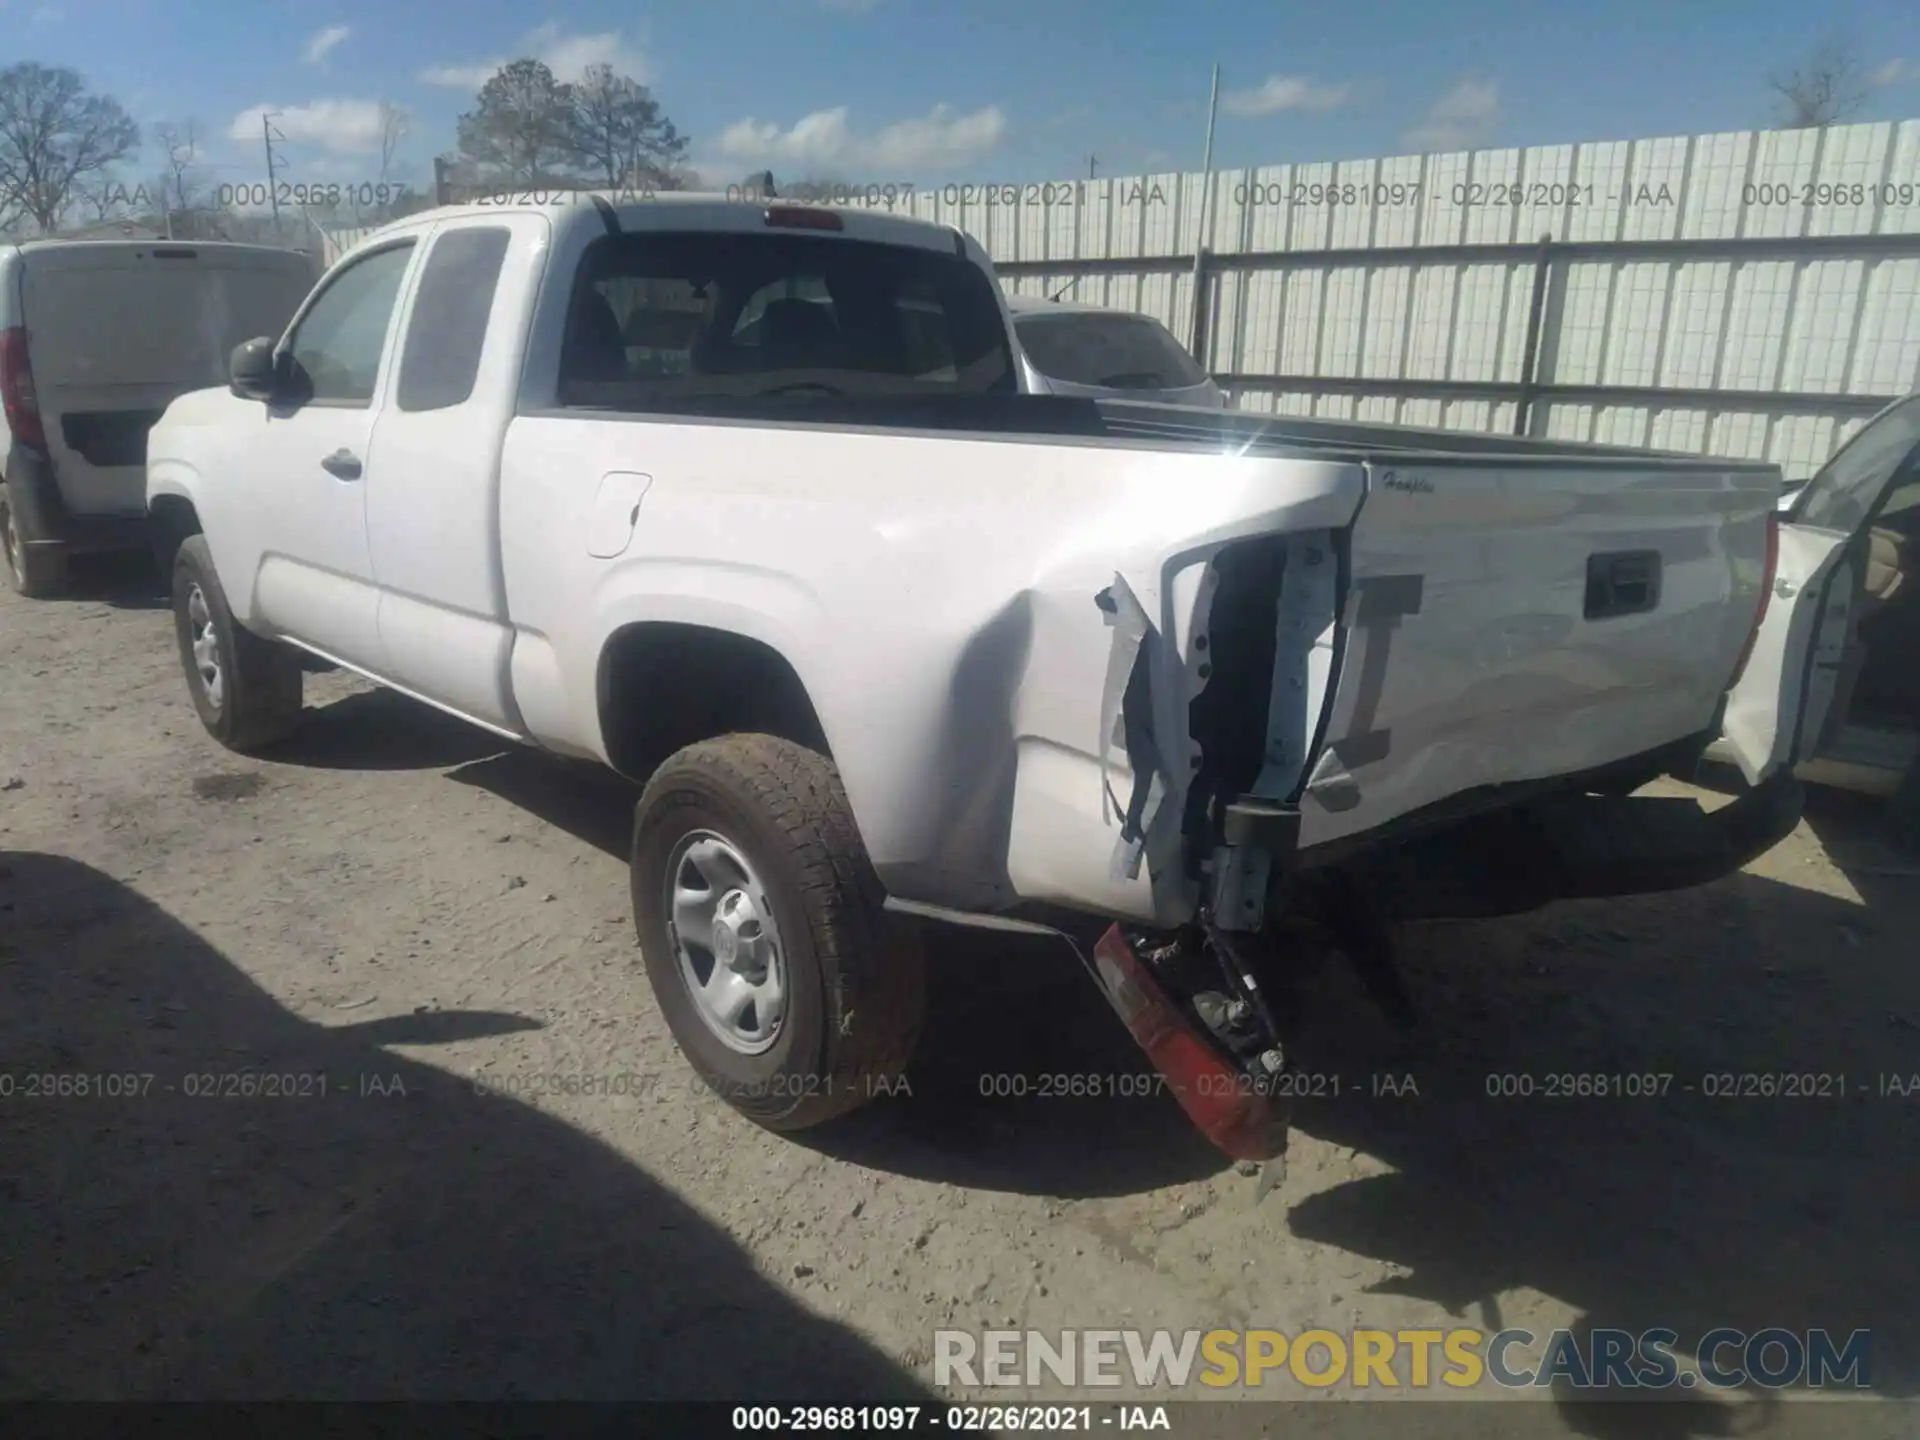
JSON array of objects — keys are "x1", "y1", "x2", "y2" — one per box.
[{"x1": 934, "y1": 1326, "x2": 1872, "y2": 1391}]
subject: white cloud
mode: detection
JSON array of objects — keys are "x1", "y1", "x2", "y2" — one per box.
[
  {"x1": 1402, "y1": 77, "x2": 1499, "y2": 152},
  {"x1": 1869, "y1": 58, "x2": 1911, "y2": 89},
  {"x1": 418, "y1": 60, "x2": 500, "y2": 90},
  {"x1": 303, "y1": 25, "x2": 351, "y2": 65},
  {"x1": 227, "y1": 99, "x2": 387, "y2": 155},
  {"x1": 419, "y1": 24, "x2": 652, "y2": 90},
  {"x1": 712, "y1": 103, "x2": 1008, "y2": 175},
  {"x1": 1221, "y1": 75, "x2": 1351, "y2": 118}
]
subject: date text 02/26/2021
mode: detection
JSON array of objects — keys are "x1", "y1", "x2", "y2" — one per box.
[{"x1": 728, "y1": 1405, "x2": 1168, "y2": 1432}]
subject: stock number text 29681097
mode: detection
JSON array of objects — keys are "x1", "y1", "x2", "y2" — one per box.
[{"x1": 216, "y1": 181, "x2": 415, "y2": 210}]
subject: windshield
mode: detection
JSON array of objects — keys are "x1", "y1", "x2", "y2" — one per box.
[
  {"x1": 1793, "y1": 396, "x2": 1920, "y2": 534},
  {"x1": 1015, "y1": 311, "x2": 1208, "y2": 390}
]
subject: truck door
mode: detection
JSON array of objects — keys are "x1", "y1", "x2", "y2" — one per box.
[
  {"x1": 244, "y1": 238, "x2": 418, "y2": 670},
  {"x1": 364, "y1": 216, "x2": 545, "y2": 735},
  {"x1": 1721, "y1": 396, "x2": 1920, "y2": 784}
]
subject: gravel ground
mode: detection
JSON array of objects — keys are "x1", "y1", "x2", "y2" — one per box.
[{"x1": 3, "y1": 556, "x2": 1916, "y2": 1437}]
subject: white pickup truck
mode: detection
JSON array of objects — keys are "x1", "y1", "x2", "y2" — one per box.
[{"x1": 146, "y1": 193, "x2": 1808, "y2": 1165}]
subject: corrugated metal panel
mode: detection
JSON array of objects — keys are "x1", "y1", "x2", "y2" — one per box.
[{"x1": 933, "y1": 119, "x2": 1920, "y2": 475}]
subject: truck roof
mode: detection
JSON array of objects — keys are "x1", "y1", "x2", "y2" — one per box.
[
  {"x1": 342, "y1": 189, "x2": 976, "y2": 262},
  {"x1": 3, "y1": 238, "x2": 313, "y2": 261}
]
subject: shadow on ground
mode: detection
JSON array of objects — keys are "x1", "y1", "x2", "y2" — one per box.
[
  {"x1": 805, "y1": 923, "x2": 1229, "y2": 1198},
  {"x1": 1266, "y1": 820, "x2": 1920, "y2": 1435},
  {"x1": 0, "y1": 851, "x2": 944, "y2": 1404},
  {"x1": 1694, "y1": 762, "x2": 1920, "y2": 909},
  {"x1": 280, "y1": 687, "x2": 1920, "y2": 1341},
  {"x1": 438, "y1": 740, "x2": 1226, "y2": 1199},
  {"x1": 50, "y1": 552, "x2": 169, "y2": 611},
  {"x1": 265, "y1": 688, "x2": 510, "y2": 772}
]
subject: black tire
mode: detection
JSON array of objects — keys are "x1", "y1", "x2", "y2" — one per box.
[
  {"x1": 631, "y1": 733, "x2": 925, "y2": 1131},
  {"x1": 171, "y1": 534, "x2": 304, "y2": 753},
  {"x1": 0, "y1": 480, "x2": 68, "y2": 598}
]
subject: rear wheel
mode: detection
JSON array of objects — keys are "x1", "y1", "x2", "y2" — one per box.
[
  {"x1": 631, "y1": 733, "x2": 925, "y2": 1130},
  {"x1": 0, "y1": 480, "x2": 68, "y2": 598},
  {"x1": 171, "y1": 534, "x2": 304, "y2": 752}
]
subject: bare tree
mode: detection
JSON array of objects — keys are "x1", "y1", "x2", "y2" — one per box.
[
  {"x1": 1768, "y1": 36, "x2": 1873, "y2": 128},
  {"x1": 0, "y1": 62, "x2": 140, "y2": 232},
  {"x1": 566, "y1": 63, "x2": 688, "y2": 188},
  {"x1": 72, "y1": 172, "x2": 129, "y2": 224},
  {"x1": 378, "y1": 100, "x2": 410, "y2": 185},
  {"x1": 153, "y1": 118, "x2": 204, "y2": 213}
]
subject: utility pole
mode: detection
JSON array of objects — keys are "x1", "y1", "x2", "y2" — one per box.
[
  {"x1": 1088, "y1": 154, "x2": 1098, "y2": 180},
  {"x1": 262, "y1": 111, "x2": 287, "y2": 239},
  {"x1": 1189, "y1": 65, "x2": 1221, "y2": 362}
]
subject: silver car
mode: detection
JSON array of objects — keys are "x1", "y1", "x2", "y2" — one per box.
[{"x1": 1007, "y1": 295, "x2": 1226, "y2": 409}]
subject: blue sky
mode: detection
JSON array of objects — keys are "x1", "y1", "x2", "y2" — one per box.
[{"x1": 13, "y1": 0, "x2": 1920, "y2": 196}]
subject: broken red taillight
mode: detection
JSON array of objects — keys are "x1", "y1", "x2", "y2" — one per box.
[
  {"x1": 1725, "y1": 508, "x2": 1780, "y2": 691},
  {"x1": 0, "y1": 326, "x2": 46, "y2": 450},
  {"x1": 764, "y1": 205, "x2": 843, "y2": 232},
  {"x1": 1089, "y1": 925, "x2": 1288, "y2": 1162}
]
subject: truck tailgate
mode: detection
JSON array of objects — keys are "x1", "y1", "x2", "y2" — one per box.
[{"x1": 1293, "y1": 454, "x2": 1778, "y2": 850}]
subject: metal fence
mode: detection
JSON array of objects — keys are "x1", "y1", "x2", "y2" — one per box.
[{"x1": 951, "y1": 121, "x2": 1920, "y2": 477}]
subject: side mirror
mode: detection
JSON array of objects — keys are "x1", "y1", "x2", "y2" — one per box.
[{"x1": 229, "y1": 337, "x2": 280, "y2": 401}]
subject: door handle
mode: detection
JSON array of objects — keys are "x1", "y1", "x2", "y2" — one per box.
[
  {"x1": 321, "y1": 448, "x2": 362, "y2": 480},
  {"x1": 1775, "y1": 577, "x2": 1798, "y2": 598}
]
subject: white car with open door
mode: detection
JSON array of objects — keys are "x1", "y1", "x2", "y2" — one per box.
[{"x1": 1712, "y1": 394, "x2": 1920, "y2": 809}]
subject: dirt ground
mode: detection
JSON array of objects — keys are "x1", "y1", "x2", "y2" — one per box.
[{"x1": 3, "y1": 555, "x2": 1918, "y2": 1437}]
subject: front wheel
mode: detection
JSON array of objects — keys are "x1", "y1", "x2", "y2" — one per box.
[
  {"x1": 171, "y1": 534, "x2": 304, "y2": 753},
  {"x1": 631, "y1": 734, "x2": 925, "y2": 1131}
]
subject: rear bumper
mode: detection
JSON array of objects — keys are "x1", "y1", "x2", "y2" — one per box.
[
  {"x1": 1339, "y1": 768, "x2": 1805, "y2": 922},
  {"x1": 3, "y1": 443, "x2": 149, "y2": 556}
]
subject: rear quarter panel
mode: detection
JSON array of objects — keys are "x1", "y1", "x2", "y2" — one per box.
[{"x1": 496, "y1": 411, "x2": 1365, "y2": 915}]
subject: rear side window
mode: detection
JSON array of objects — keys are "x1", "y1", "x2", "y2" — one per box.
[
  {"x1": 397, "y1": 227, "x2": 511, "y2": 412},
  {"x1": 1015, "y1": 311, "x2": 1205, "y2": 390},
  {"x1": 557, "y1": 231, "x2": 1014, "y2": 409}
]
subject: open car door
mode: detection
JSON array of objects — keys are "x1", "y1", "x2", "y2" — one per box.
[{"x1": 1720, "y1": 395, "x2": 1920, "y2": 784}]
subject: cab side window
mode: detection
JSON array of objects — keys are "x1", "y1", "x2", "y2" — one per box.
[
  {"x1": 397, "y1": 227, "x2": 510, "y2": 411},
  {"x1": 284, "y1": 241, "x2": 416, "y2": 405}
]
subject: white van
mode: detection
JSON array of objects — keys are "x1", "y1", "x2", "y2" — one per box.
[{"x1": 0, "y1": 239, "x2": 317, "y2": 597}]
